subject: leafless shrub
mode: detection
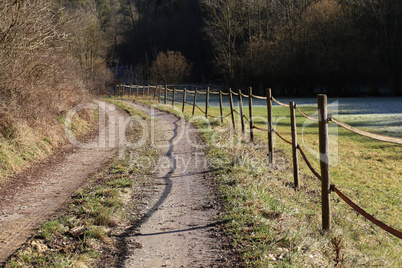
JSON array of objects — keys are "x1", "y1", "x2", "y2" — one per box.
[
  {"x1": 150, "y1": 50, "x2": 192, "y2": 84},
  {"x1": 0, "y1": 0, "x2": 112, "y2": 138}
]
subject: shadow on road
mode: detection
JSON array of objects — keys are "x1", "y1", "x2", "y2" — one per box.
[
  {"x1": 133, "y1": 219, "x2": 230, "y2": 237},
  {"x1": 117, "y1": 106, "x2": 183, "y2": 265}
]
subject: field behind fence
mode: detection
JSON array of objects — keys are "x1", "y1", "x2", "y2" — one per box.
[{"x1": 114, "y1": 84, "x2": 401, "y2": 240}]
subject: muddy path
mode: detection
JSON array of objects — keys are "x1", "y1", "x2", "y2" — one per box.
[
  {"x1": 0, "y1": 101, "x2": 128, "y2": 265},
  {"x1": 120, "y1": 101, "x2": 232, "y2": 267}
]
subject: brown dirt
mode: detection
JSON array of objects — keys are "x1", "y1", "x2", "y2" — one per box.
[
  {"x1": 119, "y1": 101, "x2": 236, "y2": 267},
  {"x1": 0, "y1": 100, "x2": 129, "y2": 265}
]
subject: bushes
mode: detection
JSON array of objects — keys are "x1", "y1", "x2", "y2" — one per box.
[
  {"x1": 150, "y1": 50, "x2": 192, "y2": 84},
  {"x1": 0, "y1": 0, "x2": 112, "y2": 177}
]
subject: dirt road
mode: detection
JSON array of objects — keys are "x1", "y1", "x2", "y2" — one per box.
[
  {"x1": 0, "y1": 101, "x2": 127, "y2": 265},
  {"x1": 0, "y1": 100, "x2": 233, "y2": 267},
  {"x1": 121, "y1": 101, "x2": 231, "y2": 267}
]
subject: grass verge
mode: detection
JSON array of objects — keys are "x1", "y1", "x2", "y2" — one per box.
[
  {"x1": 131, "y1": 96, "x2": 401, "y2": 267},
  {"x1": 6, "y1": 100, "x2": 158, "y2": 267},
  {"x1": 0, "y1": 107, "x2": 98, "y2": 180}
]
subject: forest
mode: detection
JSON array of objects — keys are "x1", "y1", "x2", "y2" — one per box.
[
  {"x1": 1, "y1": 0, "x2": 402, "y2": 116},
  {"x1": 110, "y1": 0, "x2": 402, "y2": 97}
]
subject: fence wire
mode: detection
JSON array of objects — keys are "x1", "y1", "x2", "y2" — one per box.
[
  {"x1": 272, "y1": 97, "x2": 288, "y2": 107},
  {"x1": 272, "y1": 129, "x2": 292, "y2": 145},
  {"x1": 252, "y1": 125, "x2": 269, "y2": 132},
  {"x1": 297, "y1": 144, "x2": 402, "y2": 239},
  {"x1": 297, "y1": 145, "x2": 322, "y2": 181},
  {"x1": 207, "y1": 112, "x2": 232, "y2": 119},
  {"x1": 295, "y1": 104, "x2": 319, "y2": 122},
  {"x1": 230, "y1": 90, "x2": 239, "y2": 96},
  {"x1": 128, "y1": 84, "x2": 402, "y2": 239},
  {"x1": 333, "y1": 186, "x2": 402, "y2": 239},
  {"x1": 330, "y1": 117, "x2": 402, "y2": 145},
  {"x1": 252, "y1": 94, "x2": 267, "y2": 100}
]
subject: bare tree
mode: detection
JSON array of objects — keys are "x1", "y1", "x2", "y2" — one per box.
[
  {"x1": 202, "y1": 0, "x2": 245, "y2": 85},
  {"x1": 150, "y1": 51, "x2": 192, "y2": 84},
  {"x1": 0, "y1": 0, "x2": 112, "y2": 125}
]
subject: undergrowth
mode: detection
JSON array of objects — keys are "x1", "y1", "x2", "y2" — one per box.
[{"x1": 0, "y1": 0, "x2": 112, "y2": 180}]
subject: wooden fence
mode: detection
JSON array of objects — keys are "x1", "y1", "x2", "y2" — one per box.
[{"x1": 114, "y1": 83, "x2": 402, "y2": 239}]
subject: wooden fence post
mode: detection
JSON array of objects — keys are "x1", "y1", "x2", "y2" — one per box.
[
  {"x1": 158, "y1": 86, "x2": 161, "y2": 103},
  {"x1": 136, "y1": 84, "x2": 138, "y2": 97},
  {"x1": 290, "y1": 102, "x2": 299, "y2": 188},
  {"x1": 192, "y1": 88, "x2": 197, "y2": 116},
  {"x1": 164, "y1": 84, "x2": 167, "y2": 105},
  {"x1": 153, "y1": 86, "x2": 157, "y2": 100},
  {"x1": 248, "y1": 87, "x2": 254, "y2": 142},
  {"x1": 146, "y1": 84, "x2": 149, "y2": 100},
  {"x1": 229, "y1": 89, "x2": 235, "y2": 129},
  {"x1": 172, "y1": 87, "x2": 175, "y2": 108},
  {"x1": 148, "y1": 85, "x2": 151, "y2": 100},
  {"x1": 238, "y1": 89, "x2": 245, "y2": 134},
  {"x1": 318, "y1": 94, "x2": 331, "y2": 231},
  {"x1": 267, "y1": 88, "x2": 273, "y2": 164},
  {"x1": 130, "y1": 83, "x2": 133, "y2": 96},
  {"x1": 219, "y1": 90, "x2": 223, "y2": 124},
  {"x1": 205, "y1": 87, "x2": 210, "y2": 118},
  {"x1": 182, "y1": 88, "x2": 187, "y2": 112}
]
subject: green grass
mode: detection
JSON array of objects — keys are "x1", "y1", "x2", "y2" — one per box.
[{"x1": 132, "y1": 95, "x2": 401, "y2": 267}]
